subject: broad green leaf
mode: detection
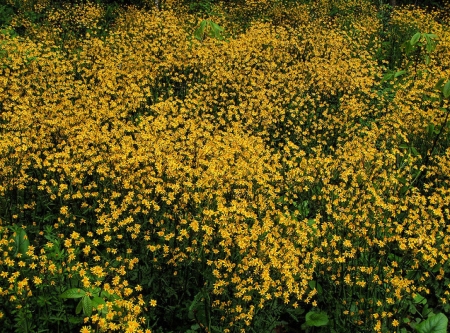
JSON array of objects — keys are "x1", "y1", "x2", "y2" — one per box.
[
  {"x1": 422, "y1": 304, "x2": 432, "y2": 318},
  {"x1": 60, "y1": 288, "x2": 86, "y2": 299},
  {"x1": 207, "y1": 21, "x2": 225, "y2": 40},
  {"x1": 434, "y1": 78, "x2": 446, "y2": 91},
  {"x1": 82, "y1": 295, "x2": 93, "y2": 317},
  {"x1": 101, "y1": 290, "x2": 120, "y2": 301},
  {"x1": 427, "y1": 123, "x2": 435, "y2": 136},
  {"x1": 14, "y1": 228, "x2": 30, "y2": 257},
  {"x1": 76, "y1": 299, "x2": 83, "y2": 314},
  {"x1": 91, "y1": 296, "x2": 106, "y2": 308},
  {"x1": 425, "y1": 35, "x2": 434, "y2": 53},
  {"x1": 307, "y1": 219, "x2": 317, "y2": 232},
  {"x1": 416, "y1": 313, "x2": 448, "y2": 333},
  {"x1": 381, "y1": 73, "x2": 394, "y2": 83},
  {"x1": 403, "y1": 42, "x2": 414, "y2": 55},
  {"x1": 305, "y1": 311, "x2": 329, "y2": 327},
  {"x1": 394, "y1": 70, "x2": 407, "y2": 78},
  {"x1": 308, "y1": 280, "x2": 323, "y2": 294},
  {"x1": 194, "y1": 20, "x2": 207, "y2": 41},
  {"x1": 414, "y1": 294, "x2": 427, "y2": 305},
  {"x1": 410, "y1": 32, "x2": 421, "y2": 46},
  {"x1": 92, "y1": 296, "x2": 107, "y2": 314},
  {"x1": 399, "y1": 143, "x2": 409, "y2": 149},
  {"x1": 443, "y1": 80, "x2": 450, "y2": 98},
  {"x1": 209, "y1": 21, "x2": 223, "y2": 32},
  {"x1": 188, "y1": 291, "x2": 203, "y2": 319},
  {"x1": 411, "y1": 147, "x2": 419, "y2": 156}
]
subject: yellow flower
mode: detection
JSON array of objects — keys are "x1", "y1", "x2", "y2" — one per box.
[
  {"x1": 33, "y1": 276, "x2": 43, "y2": 286},
  {"x1": 80, "y1": 326, "x2": 91, "y2": 333},
  {"x1": 190, "y1": 220, "x2": 199, "y2": 232}
]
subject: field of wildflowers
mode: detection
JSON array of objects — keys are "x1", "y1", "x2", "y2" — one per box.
[{"x1": 1, "y1": 0, "x2": 450, "y2": 332}]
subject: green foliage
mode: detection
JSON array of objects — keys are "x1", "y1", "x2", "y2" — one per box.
[
  {"x1": 188, "y1": 0, "x2": 213, "y2": 15},
  {"x1": 11, "y1": 227, "x2": 30, "y2": 258},
  {"x1": 194, "y1": 19, "x2": 226, "y2": 41},
  {"x1": 443, "y1": 80, "x2": 450, "y2": 98},
  {"x1": 60, "y1": 288, "x2": 87, "y2": 299},
  {"x1": 403, "y1": 31, "x2": 438, "y2": 66},
  {"x1": 304, "y1": 310, "x2": 329, "y2": 327},
  {"x1": 415, "y1": 313, "x2": 448, "y2": 333},
  {"x1": 0, "y1": 4, "x2": 15, "y2": 28}
]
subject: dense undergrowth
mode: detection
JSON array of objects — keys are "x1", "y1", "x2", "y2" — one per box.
[{"x1": 1, "y1": 0, "x2": 450, "y2": 332}]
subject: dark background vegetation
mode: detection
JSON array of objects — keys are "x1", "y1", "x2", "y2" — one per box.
[{"x1": 0, "y1": 0, "x2": 448, "y2": 27}]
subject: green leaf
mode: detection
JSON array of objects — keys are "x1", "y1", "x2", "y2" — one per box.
[
  {"x1": 410, "y1": 32, "x2": 421, "y2": 46},
  {"x1": 398, "y1": 177, "x2": 407, "y2": 185},
  {"x1": 394, "y1": 70, "x2": 407, "y2": 78},
  {"x1": 308, "y1": 280, "x2": 323, "y2": 294},
  {"x1": 207, "y1": 20, "x2": 225, "y2": 40},
  {"x1": 14, "y1": 228, "x2": 30, "y2": 257},
  {"x1": 427, "y1": 123, "x2": 435, "y2": 136},
  {"x1": 82, "y1": 295, "x2": 93, "y2": 317},
  {"x1": 188, "y1": 292, "x2": 204, "y2": 319},
  {"x1": 403, "y1": 42, "x2": 414, "y2": 55},
  {"x1": 92, "y1": 296, "x2": 107, "y2": 314},
  {"x1": 409, "y1": 304, "x2": 418, "y2": 315},
  {"x1": 416, "y1": 313, "x2": 448, "y2": 333},
  {"x1": 91, "y1": 296, "x2": 106, "y2": 308},
  {"x1": 414, "y1": 294, "x2": 427, "y2": 305},
  {"x1": 424, "y1": 35, "x2": 434, "y2": 53},
  {"x1": 381, "y1": 73, "x2": 394, "y2": 83},
  {"x1": 101, "y1": 290, "x2": 119, "y2": 301},
  {"x1": 434, "y1": 78, "x2": 446, "y2": 91},
  {"x1": 305, "y1": 311, "x2": 329, "y2": 327},
  {"x1": 400, "y1": 185, "x2": 409, "y2": 195},
  {"x1": 194, "y1": 20, "x2": 207, "y2": 41},
  {"x1": 422, "y1": 304, "x2": 432, "y2": 318},
  {"x1": 60, "y1": 288, "x2": 86, "y2": 299},
  {"x1": 209, "y1": 21, "x2": 223, "y2": 33},
  {"x1": 307, "y1": 219, "x2": 317, "y2": 232},
  {"x1": 443, "y1": 80, "x2": 450, "y2": 99},
  {"x1": 76, "y1": 299, "x2": 83, "y2": 315}
]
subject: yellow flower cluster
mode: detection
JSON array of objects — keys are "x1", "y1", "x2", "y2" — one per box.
[{"x1": 0, "y1": 0, "x2": 450, "y2": 332}]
